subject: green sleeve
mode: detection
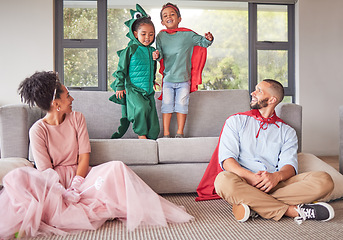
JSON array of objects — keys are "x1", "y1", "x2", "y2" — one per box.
[
  {"x1": 192, "y1": 32, "x2": 213, "y2": 48},
  {"x1": 156, "y1": 34, "x2": 163, "y2": 62},
  {"x1": 111, "y1": 45, "x2": 138, "y2": 91}
]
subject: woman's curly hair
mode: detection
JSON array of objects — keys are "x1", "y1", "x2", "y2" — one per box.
[{"x1": 18, "y1": 71, "x2": 63, "y2": 111}]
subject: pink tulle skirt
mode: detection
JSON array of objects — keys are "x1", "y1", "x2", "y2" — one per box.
[{"x1": 0, "y1": 161, "x2": 193, "y2": 239}]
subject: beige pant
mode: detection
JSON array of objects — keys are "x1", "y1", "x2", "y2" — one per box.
[{"x1": 214, "y1": 171, "x2": 334, "y2": 221}]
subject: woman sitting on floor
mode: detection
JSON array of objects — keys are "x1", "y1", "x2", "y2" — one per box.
[{"x1": 0, "y1": 71, "x2": 193, "y2": 239}]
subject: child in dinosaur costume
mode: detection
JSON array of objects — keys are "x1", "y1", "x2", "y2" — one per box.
[{"x1": 109, "y1": 4, "x2": 160, "y2": 140}]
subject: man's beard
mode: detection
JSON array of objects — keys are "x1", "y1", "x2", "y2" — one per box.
[{"x1": 250, "y1": 97, "x2": 269, "y2": 109}]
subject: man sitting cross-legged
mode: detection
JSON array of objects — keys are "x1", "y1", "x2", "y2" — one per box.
[{"x1": 197, "y1": 79, "x2": 335, "y2": 224}]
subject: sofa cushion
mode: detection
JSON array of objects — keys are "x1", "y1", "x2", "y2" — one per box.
[
  {"x1": 298, "y1": 153, "x2": 343, "y2": 202},
  {"x1": 70, "y1": 90, "x2": 251, "y2": 139},
  {"x1": 0, "y1": 105, "x2": 43, "y2": 159},
  {"x1": 70, "y1": 91, "x2": 138, "y2": 139},
  {"x1": 275, "y1": 103, "x2": 302, "y2": 152},
  {"x1": 0, "y1": 157, "x2": 34, "y2": 185},
  {"x1": 181, "y1": 90, "x2": 250, "y2": 137},
  {"x1": 130, "y1": 163, "x2": 209, "y2": 194},
  {"x1": 89, "y1": 139, "x2": 158, "y2": 166},
  {"x1": 157, "y1": 137, "x2": 219, "y2": 163}
]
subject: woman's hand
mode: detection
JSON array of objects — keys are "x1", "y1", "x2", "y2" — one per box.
[{"x1": 63, "y1": 175, "x2": 84, "y2": 203}]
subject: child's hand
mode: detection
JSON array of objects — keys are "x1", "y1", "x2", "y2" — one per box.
[
  {"x1": 205, "y1": 32, "x2": 214, "y2": 42},
  {"x1": 116, "y1": 90, "x2": 126, "y2": 99},
  {"x1": 153, "y1": 50, "x2": 160, "y2": 60}
]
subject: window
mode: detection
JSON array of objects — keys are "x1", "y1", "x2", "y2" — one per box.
[
  {"x1": 249, "y1": 4, "x2": 295, "y2": 102},
  {"x1": 55, "y1": 0, "x2": 107, "y2": 90},
  {"x1": 55, "y1": 0, "x2": 295, "y2": 102},
  {"x1": 107, "y1": 1, "x2": 249, "y2": 92}
]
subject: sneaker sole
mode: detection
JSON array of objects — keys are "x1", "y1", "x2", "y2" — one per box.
[
  {"x1": 316, "y1": 202, "x2": 335, "y2": 221},
  {"x1": 232, "y1": 204, "x2": 250, "y2": 222}
]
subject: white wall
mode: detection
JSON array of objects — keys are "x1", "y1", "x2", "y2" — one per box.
[
  {"x1": 0, "y1": 0, "x2": 54, "y2": 106},
  {"x1": 0, "y1": 0, "x2": 342, "y2": 156},
  {"x1": 297, "y1": 0, "x2": 343, "y2": 155}
]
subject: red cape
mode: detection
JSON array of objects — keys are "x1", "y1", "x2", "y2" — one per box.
[
  {"x1": 195, "y1": 109, "x2": 285, "y2": 201},
  {"x1": 158, "y1": 28, "x2": 207, "y2": 100}
]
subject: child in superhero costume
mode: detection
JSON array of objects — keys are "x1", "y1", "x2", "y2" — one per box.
[
  {"x1": 109, "y1": 4, "x2": 160, "y2": 140},
  {"x1": 155, "y1": 2, "x2": 214, "y2": 138}
]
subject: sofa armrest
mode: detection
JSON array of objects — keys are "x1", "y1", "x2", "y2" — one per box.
[
  {"x1": 0, "y1": 157, "x2": 34, "y2": 185},
  {"x1": 275, "y1": 103, "x2": 302, "y2": 152},
  {"x1": 339, "y1": 106, "x2": 343, "y2": 173},
  {"x1": 0, "y1": 104, "x2": 43, "y2": 158}
]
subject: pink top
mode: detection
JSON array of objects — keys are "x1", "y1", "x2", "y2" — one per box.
[{"x1": 29, "y1": 112, "x2": 91, "y2": 185}]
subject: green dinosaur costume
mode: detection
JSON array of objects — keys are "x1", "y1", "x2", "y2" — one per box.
[{"x1": 109, "y1": 4, "x2": 160, "y2": 139}]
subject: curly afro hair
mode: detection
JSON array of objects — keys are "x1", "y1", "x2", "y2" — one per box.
[{"x1": 18, "y1": 71, "x2": 63, "y2": 111}]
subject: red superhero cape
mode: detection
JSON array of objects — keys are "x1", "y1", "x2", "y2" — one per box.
[
  {"x1": 158, "y1": 28, "x2": 207, "y2": 100},
  {"x1": 195, "y1": 109, "x2": 286, "y2": 201}
]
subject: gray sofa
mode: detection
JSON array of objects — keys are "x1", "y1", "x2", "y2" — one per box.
[{"x1": 0, "y1": 90, "x2": 302, "y2": 193}]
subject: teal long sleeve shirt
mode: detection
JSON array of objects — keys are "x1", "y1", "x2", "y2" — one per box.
[{"x1": 156, "y1": 30, "x2": 212, "y2": 83}]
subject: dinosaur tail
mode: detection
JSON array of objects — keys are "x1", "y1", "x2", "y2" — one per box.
[{"x1": 111, "y1": 117, "x2": 130, "y2": 139}]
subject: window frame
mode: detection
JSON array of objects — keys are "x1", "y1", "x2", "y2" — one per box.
[
  {"x1": 55, "y1": 0, "x2": 295, "y2": 102},
  {"x1": 249, "y1": 3, "x2": 295, "y2": 101},
  {"x1": 55, "y1": 0, "x2": 107, "y2": 91}
]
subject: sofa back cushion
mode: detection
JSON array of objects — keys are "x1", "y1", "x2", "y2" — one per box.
[
  {"x1": 70, "y1": 90, "x2": 251, "y2": 139},
  {"x1": 0, "y1": 105, "x2": 43, "y2": 159},
  {"x1": 275, "y1": 103, "x2": 302, "y2": 152},
  {"x1": 70, "y1": 91, "x2": 131, "y2": 139},
  {"x1": 173, "y1": 90, "x2": 250, "y2": 137}
]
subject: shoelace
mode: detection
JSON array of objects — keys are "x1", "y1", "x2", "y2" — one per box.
[
  {"x1": 294, "y1": 204, "x2": 315, "y2": 224},
  {"x1": 250, "y1": 211, "x2": 259, "y2": 221}
]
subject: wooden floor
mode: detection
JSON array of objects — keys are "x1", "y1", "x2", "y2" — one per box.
[{"x1": 318, "y1": 155, "x2": 339, "y2": 171}]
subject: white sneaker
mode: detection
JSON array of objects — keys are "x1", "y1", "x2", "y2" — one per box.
[{"x1": 232, "y1": 203, "x2": 258, "y2": 222}]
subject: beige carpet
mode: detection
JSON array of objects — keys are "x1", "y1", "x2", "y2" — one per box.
[{"x1": 29, "y1": 193, "x2": 343, "y2": 240}]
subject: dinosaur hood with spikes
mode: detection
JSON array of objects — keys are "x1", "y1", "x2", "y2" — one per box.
[{"x1": 124, "y1": 4, "x2": 153, "y2": 47}]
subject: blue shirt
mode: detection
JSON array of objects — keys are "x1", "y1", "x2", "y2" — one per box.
[{"x1": 218, "y1": 114, "x2": 298, "y2": 174}]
